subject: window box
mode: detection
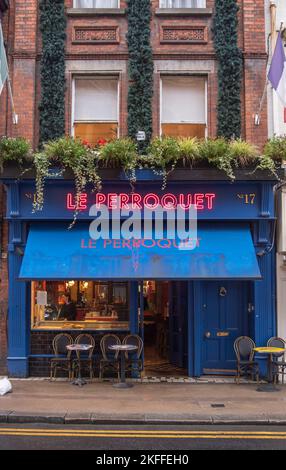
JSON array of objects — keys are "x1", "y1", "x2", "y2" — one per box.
[{"x1": 0, "y1": 162, "x2": 280, "y2": 182}]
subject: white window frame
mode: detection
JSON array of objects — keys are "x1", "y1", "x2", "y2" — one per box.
[
  {"x1": 73, "y1": 0, "x2": 120, "y2": 8},
  {"x1": 159, "y1": 0, "x2": 206, "y2": 8},
  {"x1": 72, "y1": 75, "x2": 120, "y2": 138},
  {"x1": 160, "y1": 74, "x2": 208, "y2": 138}
]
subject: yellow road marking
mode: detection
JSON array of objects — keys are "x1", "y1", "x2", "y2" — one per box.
[
  {"x1": 0, "y1": 429, "x2": 286, "y2": 440},
  {"x1": 1, "y1": 428, "x2": 286, "y2": 435}
]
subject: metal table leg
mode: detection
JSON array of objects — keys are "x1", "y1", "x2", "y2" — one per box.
[{"x1": 113, "y1": 351, "x2": 133, "y2": 389}]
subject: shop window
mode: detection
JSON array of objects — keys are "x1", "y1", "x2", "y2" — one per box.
[
  {"x1": 160, "y1": 0, "x2": 206, "y2": 8},
  {"x1": 31, "y1": 281, "x2": 129, "y2": 330},
  {"x1": 74, "y1": 0, "x2": 119, "y2": 8},
  {"x1": 73, "y1": 77, "x2": 119, "y2": 145},
  {"x1": 161, "y1": 76, "x2": 207, "y2": 138}
]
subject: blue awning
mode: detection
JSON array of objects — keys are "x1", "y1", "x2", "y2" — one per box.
[{"x1": 19, "y1": 223, "x2": 261, "y2": 280}]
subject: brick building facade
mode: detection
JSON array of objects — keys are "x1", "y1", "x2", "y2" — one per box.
[{"x1": 0, "y1": 0, "x2": 270, "y2": 375}]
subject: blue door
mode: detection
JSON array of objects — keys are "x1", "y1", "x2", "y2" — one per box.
[
  {"x1": 169, "y1": 281, "x2": 188, "y2": 368},
  {"x1": 201, "y1": 281, "x2": 249, "y2": 373}
]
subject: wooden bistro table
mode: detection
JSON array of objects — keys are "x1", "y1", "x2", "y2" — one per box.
[
  {"x1": 66, "y1": 344, "x2": 93, "y2": 387},
  {"x1": 253, "y1": 347, "x2": 286, "y2": 392},
  {"x1": 108, "y1": 344, "x2": 138, "y2": 389}
]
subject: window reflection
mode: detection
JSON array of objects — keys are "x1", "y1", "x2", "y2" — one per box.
[{"x1": 31, "y1": 281, "x2": 129, "y2": 330}]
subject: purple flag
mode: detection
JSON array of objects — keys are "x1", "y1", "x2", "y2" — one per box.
[{"x1": 268, "y1": 33, "x2": 286, "y2": 106}]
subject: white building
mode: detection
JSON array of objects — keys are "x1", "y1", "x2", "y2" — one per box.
[{"x1": 266, "y1": 1, "x2": 286, "y2": 340}]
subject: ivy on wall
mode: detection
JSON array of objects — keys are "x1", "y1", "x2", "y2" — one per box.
[
  {"x1": 126, "y1": 0, "x2": 153, "y2": 152},
  {"x1": 38, "y1": 0, "x2": 66, "y2": 145},
  {"x1": 213, "y1": 0, "x2": 242, "y2": 139}
]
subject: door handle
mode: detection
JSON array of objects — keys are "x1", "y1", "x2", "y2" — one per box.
[{"x1": 205, "y1": 331, "x2": 211, "y2": 338}]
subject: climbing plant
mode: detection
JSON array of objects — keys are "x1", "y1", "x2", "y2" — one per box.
[
  {"x1": 126, "y1": 0, "x2": 153, "y2": 152},
  {"x1": 213, "y1": 0, "x2": 242, "y2": 139},
  {"x1": 38, "y1": 0, "x2": 66, "y2": 145}
]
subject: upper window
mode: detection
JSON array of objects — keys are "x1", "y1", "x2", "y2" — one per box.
[
  {"x1": 161, "y1": 76, "x2": 207, "y2": 138},
  {"x1": 73, "y1": 77, "x2": 119, "y2": 145},
  {"x1": 74, "y1": 0, "x2": 119, "y2": 8},
  {"x1": 160, "y1": 0, "x2": 206, "y2": 7}
]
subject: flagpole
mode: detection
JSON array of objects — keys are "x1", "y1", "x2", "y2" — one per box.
[
  {"x1": 6, "y1": 75, "x2": 18, "y2": 125},
  {"x1": 269, "y1": 1, "x2": 280, "y2": 135},
  {"x1": 0, "y1": 22, "x2": 18, "y2": 125}
]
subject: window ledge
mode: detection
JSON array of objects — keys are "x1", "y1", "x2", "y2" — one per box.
[
  {"x1": 66, "y1": 8, "x2": 126, "y2": 17},
  {"x1": 155, "y1": 8, "x2": 212, "y2": 16}
]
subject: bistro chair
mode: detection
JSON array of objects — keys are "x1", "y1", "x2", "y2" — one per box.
[
  {"x1": 50, "y1": 333, "x2": 73, "y2": 380},
  {"x1": 234, "y1": 336, "x2": 259, "y2": 384},
  {"x1": 267, "y1": 337, "x2": 286, "y2": 384},
  {"x1": 73, "y1": 334, "x2": 95, "y2": 381},
  {"x1": 123, "y1": 334, "x2": 144, "y2": 378},
  {"x1": 99, "y1": 334, "x2": 121, "y2": 380}
]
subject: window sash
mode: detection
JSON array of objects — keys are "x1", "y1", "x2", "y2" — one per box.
[
  {"x1": 74, "y1": 0, "x2": 119, "y2": 8},
  {"x1": 160, "y1": 0, "x2": 206, "y2": 8},
  {"x1": 161, "y1": 76, "x2": 206, "y2": 124},
  {"x1": 74, "y1": 78, "x2": 118, "y2": 122}
]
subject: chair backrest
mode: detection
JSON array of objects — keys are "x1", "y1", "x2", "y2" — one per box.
[
  {"x1": 267, "y1": 337, "x2": 286, "y2": 358},
  {"x1": 75, "y1": 333, "x2": 95, "y2": 359},
  {"x1": 100, "y1": 334, "x2": 121, "y2": 360},
  {"x1": 123, "y1": 334, "x2": 143, "y2": 359},
  {"x1": 52, "y1": 333, "x2": 73, "y2": 357},
  {"x1": 234, "y1": 336, "x2": 255, "y2": 362}
]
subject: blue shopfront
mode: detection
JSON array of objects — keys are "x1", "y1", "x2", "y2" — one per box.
[{"x1": 3, "y1": 172, "x2": 277, "y2": 378}]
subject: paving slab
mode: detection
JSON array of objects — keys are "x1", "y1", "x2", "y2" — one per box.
[{"x1": 0, "y1": 380, "x2": 285, "y2": 425}]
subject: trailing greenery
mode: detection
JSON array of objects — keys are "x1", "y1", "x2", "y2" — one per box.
[
  {"x1": 33, "y1": 138, "x2": 101, "y2": 223},
  {"x1": 126, "y1": 0, "x2": 153, "y2": 152},
  {"x1": 229, "y1": 139, "x2": 259, "y2": 167},
  {"x1": 213, "y1": 0, "x2": 242, "y2": 139},
  {"x1": 38, "y1": 0, "x2": 66, "y2": 145},
  {"x1": 263, "y1": 135, "x2": 286, "y2": 162},
  {"x1": 200, "y1": 138, "x2": 236, "y2": 179},
  {"x1": 98, "y1": 138, "x2": 138, "y2": 185},
  {"x1": 0, "y1": 135, "x2": 283, "y2": 213},
  {"x1": 0, "y1": 136, "x2": 31, "y2": 171},
  {"x1": 178, "y1": 137, "x2": 200, "y2": 167}
]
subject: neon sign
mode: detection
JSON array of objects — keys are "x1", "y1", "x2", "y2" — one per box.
[{"x1": 66, "y1": 192, "x2": 216, "y2": 211}]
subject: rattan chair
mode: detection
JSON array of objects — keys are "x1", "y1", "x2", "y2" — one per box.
[
  {"x1": 267, "y1": 337, "x2": 286, "y2": 384},
  {"x1": 123, "y1": 334, "x2": 144, "y2": 378},
  {"x1": 99, "y1": 334, "x2": 121, "y2": 380},
  {"x1": 50, "y1": 333, "x2": 73, "y2": 380},
  {"x1": 73, "y1": 333, "x2": 95, "y2": 381},
  {"x1": 234, "y1": 336, "x2": 259, "y2": 383}
]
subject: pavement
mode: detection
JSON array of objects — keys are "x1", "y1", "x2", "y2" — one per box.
[{"x1": 0, "y1": 378, "x2": 286, "y2": 425}]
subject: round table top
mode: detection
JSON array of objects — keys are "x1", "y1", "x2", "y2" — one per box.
[
  {"x1": 66, "y1": 344, "x2": 92, "y2": 351},
  {"x1": 108, "y1": 344, "x2": 137, "y2": 352},
  {"x1": 253, "y1": 347, "x2": 286, "y2": 354}
]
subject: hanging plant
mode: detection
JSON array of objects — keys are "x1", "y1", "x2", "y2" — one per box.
[
  {"x1": 0, "y1": 136, "x2": 31, "y2": 172},
  {"x1": 263, "y1": 136, "x2": 286, "y2": 163},
  {"x1": 32, "y1": 152, "x2": 52, "y2": 212},
  {"x1": 178, "y1": 137, "x2": 200, "y2": 167},
  {"x1": 198, "y1": 138, "x2": 235, "y2": 180},
  {"x1": 98, "y1": 138, "x2": 137, "y2": 186},
  {"x1": 143, "y1": 137, "x2": 181, "y2": 189},
  {"x1": 33, "y1": 138, "x2": 102, "y2": 224}
]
